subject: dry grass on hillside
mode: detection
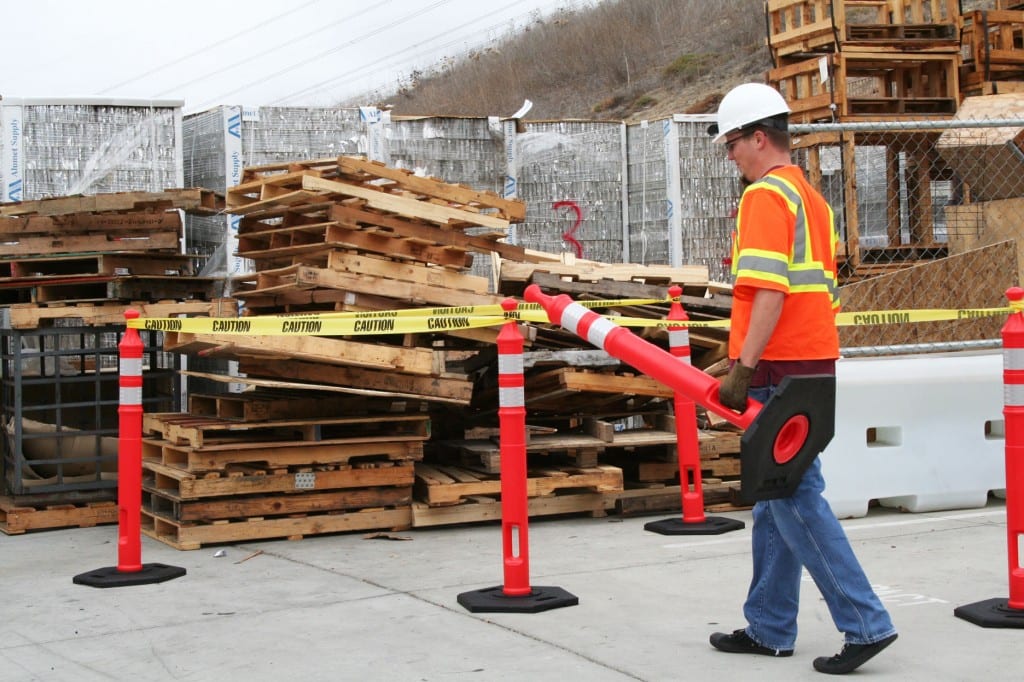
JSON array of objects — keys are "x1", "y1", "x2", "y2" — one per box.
[{"x1": 351, "y1": 0, "x2": 770, "y2": 121}]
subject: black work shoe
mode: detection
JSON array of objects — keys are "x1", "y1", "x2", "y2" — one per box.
[
  {"x1": 813, "y1": 633, "x2": 898, "y2": 674},
  {"x1": 710, "y1": 629, "x2": 793, "y2": 657}
]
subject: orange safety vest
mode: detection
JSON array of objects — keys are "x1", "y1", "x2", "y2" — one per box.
[{"x1": 729, "y1": 165, "x2": 840, "y2": 361}]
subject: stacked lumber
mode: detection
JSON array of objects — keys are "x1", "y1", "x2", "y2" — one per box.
[
  {"x1": 0, "y1": 188, "x2": 225, "y2": 305},
  {"x1": 139, "y1": 394, "x2": 426, "y2": 549},
  {"x1": 766, "y1": 0, "x2": 962, "y2": 121}
]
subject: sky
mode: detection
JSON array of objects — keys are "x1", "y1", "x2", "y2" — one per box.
[{"x1": 1, "y1": 0, "x2": 586, "y2": 114}]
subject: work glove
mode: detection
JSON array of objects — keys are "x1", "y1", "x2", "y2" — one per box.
[{"x1": 718, "y1": 361, "x2": 756, "y2": 412}]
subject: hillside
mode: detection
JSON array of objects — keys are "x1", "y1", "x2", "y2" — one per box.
[{"x1": 349, "y1": 0, "x2": 771, "y2": 121}]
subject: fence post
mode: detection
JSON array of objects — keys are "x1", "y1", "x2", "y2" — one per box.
[
  {"x1": 644, "y1": 286, "x2": 744, "y2": 535},
  {"x1": 74, "y1": 310, "x2": 186, "y2": 588},
  {"x1": 457, "y1": 298, "x2": 578, "y2": 613},
  {"x1": 954, "y1": 287, "x2": 1024, "y2": 627}
]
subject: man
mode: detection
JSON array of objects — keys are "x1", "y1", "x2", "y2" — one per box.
[{"x1": 708, "y1": 83, "x2": 898, "y2": 675}]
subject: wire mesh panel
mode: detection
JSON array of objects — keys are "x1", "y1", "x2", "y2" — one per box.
[
  {"x1": 517, "y1": 120, "x2": 626, "y2": 263},
  {"x1": 0, "y1": 98, "x2": 182, "y2": 202},
  {"x1": 675, "y1": 115, "x2": 743, "y2": 284},
  {"x1": 1, "y1": 324, "x2": 179, "y2": 496},
  {"x1": 625, "y1": 120, "x2": 670, "y2": 265}
]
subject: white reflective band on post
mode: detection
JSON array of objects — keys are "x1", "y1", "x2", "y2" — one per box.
[
  {"x1": 586, "y1": 316, "x2": 618, "y2": 349},
  {"x1": 668, "y1": 329, "x2": 690, "y2": 347},
  {"x1": 120, "y1": 387, "x2": 143, "y2": 405},
  {"x1": 120, "y1": 357, "x2": 143, "y2": 376},
  {"x1": 561, "y1": 304, "x2": 588, "y2": 336},
  {"x1": 499, "y1": 355, "x2": 524, "y2": 376},
  {"x1": 499, "y1": 386, "x2": 525, "y2": 407},
  {"x1": 1005, "y1": 348, "x2": 1024, "y2": 371}
]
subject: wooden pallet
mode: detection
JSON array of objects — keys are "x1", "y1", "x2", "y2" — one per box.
[
  {"x1": 0, "y1": 496, "x2": 117, "y2": 534},
  {"x1": 771, "y1": 51, "x2": 960, "y2": 123},
  {"x1": 161, "y1": 327, "x2": 439, "y2": 377},
  {"x1": 766, "y1": 0, "x2": 961, "y2": 59},
  {"x1": 142, "y1": 437, "x2": 424, "y2": 473},
  {"x1": 414, "y1": 463, "x2": 623, "y2": 506},
  {"x1": 236, "y1": 219, "x2": 473, "y2": 270},
  {"x1": 142, "y1": 412, "x2": 430, "y2": 449},
  {"x1": 610, "y1": 482, "x2": 749, "y2": 517},
  {"x1": 143, "y1": 486, "x2": 412, "y2": 523},
  {"x1": 232, "y1": 155, "x2": 524, "y2": 224},
  {"x1": 411, "y1": 492, "x2": 613, "y2": 527},
  {"x1": 143, "y1": 459, "x2": 415, "y2": 499},
  {"x1": 141, "y1": 505, "x2": 412, "y2": 550}
]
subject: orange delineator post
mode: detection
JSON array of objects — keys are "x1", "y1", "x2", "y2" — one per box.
[
  {"x1": 457, "y1": 299, "x2": 577, "y2": 613},
  {"x1": 73, "y1": 311, "x2": 185, "y2": 588},
  {"x1": 498, "y1": 298, "x2": 530, "y2": 596},
  {"x1": 955, "y1": 287, "x2": 1024, "y2": 627},
  {"x1": 643, "y1": 286, "x2": 744, "y2": 535}
]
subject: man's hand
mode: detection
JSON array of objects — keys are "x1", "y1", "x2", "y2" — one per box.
[{"x1": 719, "y1": 362, "x2": 756, "y2": 411}]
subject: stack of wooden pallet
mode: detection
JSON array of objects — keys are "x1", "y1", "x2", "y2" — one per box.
[
  {"x1": 766, "y1": 0, "x2": 963, "y2": 121},
  {"x1": 139, "y1": 392, "x2": 428, "y2": 549},
  {"x1": 0, "y1": 189, "x2": 224, "y2": 305}
]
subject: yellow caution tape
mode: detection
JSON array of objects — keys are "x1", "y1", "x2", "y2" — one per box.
[{"x1": 127, "y1": 304, "x2": 1016, "y2": 336}]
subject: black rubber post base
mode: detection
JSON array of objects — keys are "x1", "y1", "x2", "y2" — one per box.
[
  {"x1": 644, "y1": 516, "x2": 746, "y2": 535},
  {"x1": 73, "y1": 563, "x2": 187, "y2": 588},
  {"x1": 457, "y1": 585, "x2": 578, "y2": 613},
  {"x1": 954, "y1": 597, "x2": 1024, "y2": 628}
]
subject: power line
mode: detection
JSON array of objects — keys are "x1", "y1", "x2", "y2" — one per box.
[
  {"x1": 270, "y1": 0, "x2": 538, "y2": 106},
  {"x1": 97, "y1": 0, "x2": 324, "y2": 95},
  {"x1": 151, "y1": 2, "x2": 393, "y2": 98},
  {"x1": 187, "y1": 0, "x2": 455, "y2": 112}
]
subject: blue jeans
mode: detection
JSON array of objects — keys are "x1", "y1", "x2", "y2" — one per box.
[{"x1": 742, "y1": 385, "x2": 897, "y2": 651}]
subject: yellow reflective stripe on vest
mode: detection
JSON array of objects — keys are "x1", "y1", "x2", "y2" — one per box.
[{"x1": 735, "y1": 173, "x2": 840, "y2": 306}]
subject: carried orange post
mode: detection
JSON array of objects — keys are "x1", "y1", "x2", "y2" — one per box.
[
  {"x1": 524, "y1": 285, "x2": 836, "y2": 503},
  {"x1": 644, "y1": 286, "x2": 744, "y2": 535},
  {"x1": 74, "y1": 311, "x2": 186, "y2": 588}
]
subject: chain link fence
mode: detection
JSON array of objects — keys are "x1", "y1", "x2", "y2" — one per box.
[{"x1": 783, "y1": 109, "x2": 1024, "y2": 351}]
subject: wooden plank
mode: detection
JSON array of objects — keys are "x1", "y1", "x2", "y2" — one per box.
[
  {"x1": 0, "y1": 497, "x2": 118, "y2": 534},
  {"x1": 302, "y1": 175, "x2": 511, "y2": 230},
  {"x1": 0, "y1": 231, "x2": 181, "y2": 256},
  {"x1": 143, "y1": 459, "x2": 415, "y2": 499},
  {"x1": 162, "y1": 330, "x2": 436, "y2": 375},
  {"x1": 0, "y1": 211, "x2": 182, "y2": 236},
  {"x1": 141, "y1": 506, "x2": 412, "y2": 550},
  {"x1": 500, "y1": 261, "x2": 708, "y2": 286},
  {"x1": 1, "y1": 299, "x2": 235, "y2": 329},
  {"x1": 237, "y1": 360, "x2": 474, "y2": 405},
  {"x1": 0, "y1": 188, "x2": 222, "y2": 218}
]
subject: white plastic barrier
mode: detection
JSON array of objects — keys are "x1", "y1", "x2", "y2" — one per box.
[{"x1": 821, "y1": 351, "x2": 1006, "y2": 519}]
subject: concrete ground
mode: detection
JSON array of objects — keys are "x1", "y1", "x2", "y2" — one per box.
[{"x1": 1, "y1": 497, "x2": 1020, "y2": 682}]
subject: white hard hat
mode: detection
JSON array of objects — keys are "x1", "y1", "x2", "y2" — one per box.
[{"x1": 709, "y1": 83, "x2": 791, "y2": 143}]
